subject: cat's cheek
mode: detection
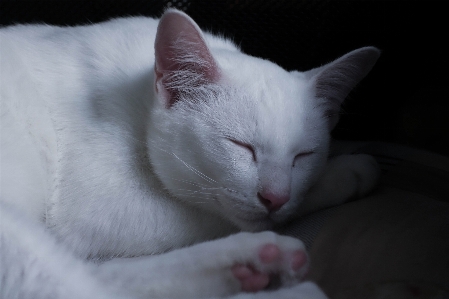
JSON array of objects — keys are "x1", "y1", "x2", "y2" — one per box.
[
  {"x1": 226, "y1": 153, "x2": 257, "y2": 184},
  {"x1": 290, "y1": 162, "x2": 321, "y2": 200}
]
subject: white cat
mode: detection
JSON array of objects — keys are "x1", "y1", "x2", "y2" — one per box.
[{"x1": 0, "y1": 9, "x2": 380, "y2": 299}]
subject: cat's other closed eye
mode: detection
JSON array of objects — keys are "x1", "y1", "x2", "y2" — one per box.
[
  {"x1": 293, "y1": 151, "x2": 315, "y2": 167},
  {"x1": 227, "y1": 138, "x2": 257, "y2": 162}
]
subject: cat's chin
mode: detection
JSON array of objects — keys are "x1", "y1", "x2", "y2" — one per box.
[
  {"x1": 228, "y1": 209, "x2": 298, "y2": 232},
  {"x1": 231, "y1": 216, "x2": 276, "y2": 232}
]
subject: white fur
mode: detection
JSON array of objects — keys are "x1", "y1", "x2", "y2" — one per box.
[{"x1": 0, "y1": 9, "x2": 379, "y2": 299}]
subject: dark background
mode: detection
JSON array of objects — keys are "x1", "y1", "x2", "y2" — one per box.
[{"x1": 1, "y1": 0, "x2": 448, "y2": 156}]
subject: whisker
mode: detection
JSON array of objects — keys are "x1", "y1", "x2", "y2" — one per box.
[
  {"x1": 141, "y1": 135, "x2": 246, "y2": 203},
  {"x1": 154, "y1": 170, "x2": 217, "y2": 189},
  {"x1": 171, "y1": 153, "x2": 218, "y2": 184},
  {"x1": 175, "y1": 190, "x2": 221, "y2": 196},
  {"x1": 168, "y1": 193, "x2": 213, "y2": 202}
]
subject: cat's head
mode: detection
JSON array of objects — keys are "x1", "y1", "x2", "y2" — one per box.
[{"x1": 147, "y1": 9, "x2": 380, "y2": 231}]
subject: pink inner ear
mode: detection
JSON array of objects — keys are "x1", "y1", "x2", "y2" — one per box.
[{"x1": 154, "y1": 10, "x2": 220, "y2": 107}]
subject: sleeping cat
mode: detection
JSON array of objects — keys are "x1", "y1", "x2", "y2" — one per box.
[{"x1": 0, "y1": 8, "x2": 380, "y2": 299}]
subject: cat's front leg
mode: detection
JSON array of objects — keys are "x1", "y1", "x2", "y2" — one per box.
[
  {"x1": 299, "y1": 154, "x2": 380, "y2": 215},
  {"x1": 228, "y1": 281, "x2": 328, "y2": 299},
  {"x1": 95, "y1": 231, "x2": 310, "y2": 299}
]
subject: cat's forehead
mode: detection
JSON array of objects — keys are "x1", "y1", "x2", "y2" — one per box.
[
  {"x1": 217, "y1": 51, "x2": 310, "y2": 108},
  {"x1": 217, "y1": 51, "x2": 298, "y2": 87},
  {"x1": 215, "y1": 52, "x2": 325, "y2": 154},
  {"x1": 253, "y1": 90, "x2": 324, "y2": 156}
]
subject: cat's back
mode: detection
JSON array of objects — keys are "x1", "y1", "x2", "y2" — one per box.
[
  {"x1": 1, "y1": 17, "x2": 159, "y2": 92},
  {"x1": 0, "y1": 17, "x2": 160, "y2": 222}
]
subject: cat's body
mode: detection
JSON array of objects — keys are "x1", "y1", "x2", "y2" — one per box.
[
  {"x1": 0, "y1": 9, "x2": 379, "y2": 299},
  {"x1": 2, "y1": 16, "x2": 240, "y2": 258}
]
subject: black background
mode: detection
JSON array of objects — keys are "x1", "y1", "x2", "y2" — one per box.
[{"x1": 1, "y1": 0, "x2": 448, "y2": 156}]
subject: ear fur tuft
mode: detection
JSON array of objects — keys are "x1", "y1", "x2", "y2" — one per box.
[{"x1": 154, "y1": 9, "x2": 220, "y2": 108}]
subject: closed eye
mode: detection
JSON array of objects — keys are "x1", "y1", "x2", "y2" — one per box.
[
  {"x1": 293, "y1": 151, "x2": 314, "y2": 167},
  {"x1": 228, "y1": 139, "x2": 257, "y2": 162},
  {"x1": 295, "y1": 151, "x2": 314, "y2": 159}
]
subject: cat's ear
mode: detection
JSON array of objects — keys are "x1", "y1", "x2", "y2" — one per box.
[
  {"x1": 306, "y1": 46, "x2": 380, "y2": 129},
  {"x1": 154, "y1": 9, "x2": 220, "y2": 108}
]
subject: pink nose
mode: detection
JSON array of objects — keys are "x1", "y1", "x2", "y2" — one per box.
[{"x1": 258, "y1": 191, "x2": 290, "y2": 212}]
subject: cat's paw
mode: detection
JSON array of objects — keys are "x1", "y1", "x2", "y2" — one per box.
[
  {"x1": 227, "y1": 231, "x2": 309, "y2": 292},
  {"x1": 338, "y1": 154, "x2": 380, "y2": 198},
  {"x1": 231, "y1": 244, "x2": 307, "y2": 292},
  {"x1": 96, "y1": 232, "x2": 308, "y2": 298},
  {"x1": 302, "y1": 154, "x2": 380, "y2": 214}
]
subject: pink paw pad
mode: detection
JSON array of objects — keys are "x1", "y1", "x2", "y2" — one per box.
[
  {"x1": 291, "y1": 250, "x2": 307, "y2": 271},
  {"x1": 258, "y1": 243, "x2": 281, "y2": 264},
  {"x1": 231, "y1": 264, "x2": 270, "y2": 292},
  {"x1": 259, "y1": 243, "x2": 307, "y2": 272},
  {"x1": 231, "y1": 243, "x2": 308, "y2": 293}
]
